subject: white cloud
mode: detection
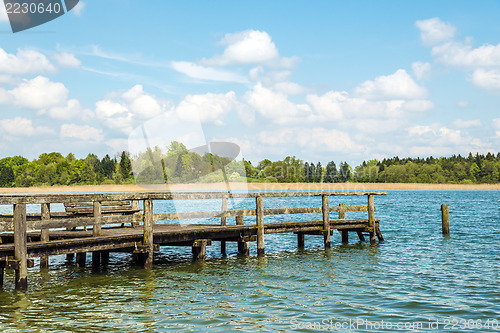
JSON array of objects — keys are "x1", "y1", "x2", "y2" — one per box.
[
  {"x1": 202, "y1": 30, "x2": 294, "y2": 67},
  {"x1": 72, "y1": 1, "x2": 85, "y2": 16},
  {"x1": 493, "y1": 118, "x2": 500, "y2": 138},
  {"x1": 0, "y1": 49, "x2": 55, "y2": 75},
  {"x1": 0, "y1": 117, "x2": 54, "y2": 137},
  {"x1": 457, "y1": 100, "x2": 469, "y2": 108},
  {"x1": 52, "y1": 52, "x2": 82, "y2": 68},
  {"x1": 44, "y1": 99, "x2": 88, "y2": 120},
  {"x1": 415, "y1": 17, "x2": 456, "y2": 46},
  {"x1": 244, "y1": 82, "x2": 311, "y2": 123},
  {"x1": 171, "y1": 61, "x2": 247, "y2": 83},
  {"x1": 353, "y1": 69, "x2": 428, "y2": 100},
  {"x1": 61, "y1": 124, "x2": 103, "y2": 142},
  {"x1": 407, "y1": 124, "x2": 483, "y2": 154},
  {"x1": 95, "y1": 85, "x2": 172, "y2": 133},
  {"x1": 471, "y1": 69, "x2": 500, "y2": 90},
  {"x1": 258, "y1": 127, "x2": 362, "y2": 153},
  {"x1": 412, "y1": 61, "x2": 431, "y2": 80},
  {"x1": 306, "y1": 91, "x2": 347, "y2": 121},
  {"x1": 9, "y1": 76, "x2": 68, "y2": 109},
  {"x1": 432, "y1": 40, "x2": 500, "y2": 67},
  {"x1": 176, "y1": 91, "x2": 238, "y2": 125},
  {"x1": 451, "y1": 119, "x2": 481, "y2": 128}
]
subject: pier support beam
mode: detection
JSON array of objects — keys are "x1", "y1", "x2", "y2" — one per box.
[
  {"x1": 192, "y1": 240, "x2": 210, "y2": 261},
  {"x1": 40, "y1": 203, "x2": 50, "y2": 269},
  {"x1": 441, "y1": 204, "x2": 450, "y2": 235},
  {"x1": 236, "y1": 216, "x2": 249, "y2": 255},
  {"x1": 368, "y1": 195, "x2": 376, "y2": 244},
  {"x1": 256, "y1": 196, "x2": 265, "y2": 256},
  {"x1": 322, "y1": 195, "x2": 331, "y2": 249},
  {"x1": 143, "y1": 198, "x2": 154, "y2": 269},
  {"x1": 76, "y1": 252, "x2": 86, "y2": 268},
  {"x1": 357, "y1": 231, "x2": 365, "y2": 241},
  {"x1": 297, "y1": 232, "x2": 305, "y2": 248},
  {"x1": 14, "y1": 203, "x2": 28, "y2": 290},
  {"x1": 341, "y1": 231, "x2": 349, "y2": 243},
  {"x1": 0, "y1": 261, "x2": 5, "y2": 288},
  {"x1": 220, "y1": 195, "x2": 228, "y2": 256}
]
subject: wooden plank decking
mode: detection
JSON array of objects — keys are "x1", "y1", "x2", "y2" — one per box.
[{"x1": 0, "y1": 190, "x2": 386, "y2": 290}]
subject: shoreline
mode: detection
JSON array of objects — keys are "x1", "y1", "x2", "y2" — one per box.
[{"x1": 1, "y1": 182, "x2": 499, "y2": 193}]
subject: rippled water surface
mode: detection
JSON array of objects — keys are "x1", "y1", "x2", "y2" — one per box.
[{"x1": 1, "y1": 191, "x2": 499, "y2": 332}]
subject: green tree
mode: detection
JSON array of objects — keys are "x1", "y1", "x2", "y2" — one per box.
[{"x1": 119, "y1": 151, "x2": 132, "y2": 179}]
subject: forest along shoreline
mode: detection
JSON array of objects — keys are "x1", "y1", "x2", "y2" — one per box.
[{"x1": 1, "y1": 182, "x2": 499, "y2": 193}]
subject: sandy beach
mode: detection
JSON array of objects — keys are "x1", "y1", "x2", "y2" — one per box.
[{"x1": 0, "y1": 182, "x2": 499, "y2": 193}]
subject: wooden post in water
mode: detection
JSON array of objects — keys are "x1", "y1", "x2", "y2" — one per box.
[
  {"x1": 441, "y1": 204, "x2": 450, "y2": 235},
  {"x1": 92, "y1": 201, "x2": 102, "y2": 269},
  {"x1": 40, "y1": 203, "x2": 50, "y2": 269},
  {"x1": 322, "y1": 195, "x2": 331, "y2": 248},
  {"x1": 236, "y1": 215, "x2": 249, "y2": 255},
  {"x1": 297, "y1": 233, "x2": 305, "y2": 248},
  {"x1": 368, "y1": 195, "x2": 376, "y2": 244},
  {"x1": 339, "y1": 203, "x2": 348, "y2": 243},
  {"x1": 220, "y1": 195, "x2": 228, "y2": 255},
  {"x1": 143, "y1": 198, "x2": 154, "y2": 269},
  {"x1": 14, "y1": 203, "x2": 28, "y2": 290},
  {"x1": 0, "y1": 261, "x2": 5, "y2": 288},
  {"x1": 256, "y1": 195, "x2": 265, "y2": 256},
  {"x1": 76, "y1": 252, "x2": 86, "y2": 268},
  {"x1": 192, "y1": 239, "x2": 209, "y2": 261}
]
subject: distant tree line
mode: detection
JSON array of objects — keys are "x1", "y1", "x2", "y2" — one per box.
[{"x1": 1, "y1": 144, "x2": 500, "y2": 187}]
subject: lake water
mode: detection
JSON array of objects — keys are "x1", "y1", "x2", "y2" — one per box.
[{"x1": 0, "y1": 190, "x2": 499, "y2": 332}]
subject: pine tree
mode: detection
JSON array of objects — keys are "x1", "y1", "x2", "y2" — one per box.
[
  {"x1": 119, "y1": 151, "x2": 132, "y2": 179},
  {"x1": 304, "y1": 162, "x2": 309, "y2": 183},
  {"x1": 316, "y1": 162, "x2": 322, "y2": 182},
  {"x1": 309, "y1": 163, "x2": 315, "y2": 183},
  {"x1": 324, "y1": 161, "x2": 337, "y2": 183}
]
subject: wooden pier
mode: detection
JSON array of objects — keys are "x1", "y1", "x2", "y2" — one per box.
[{"x1": 0, "y1": 191, "x2": 386, "y2": 290}]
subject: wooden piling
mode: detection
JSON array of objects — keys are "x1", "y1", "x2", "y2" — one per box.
[
  {"x1": 192, "y1": 239, "x2": 209, "y2": 261},
  {"x1": 256, "y1": 195, "x2": 264, "y2": 256},
  {"x1": 143, "y1": 198, "x2": 154, "y2": 269},
  {"x1": 357, "y1": 231, "x2": 365, "y2": 241},
  {"x1": 236, "y1": 215, "x2": 249, "y2": 255},
  {"x1": 441, "y1": 204, "x2": 450, "y2": 235},
  {"x1": 92, "y1": 201, "x2": 102, "y2": 269},
  {"x1": 131, "y1": 199, "x2": 140, "y2": 227},
  {"x1": 14, "y1": 203, "x2": 28, "y2": 290},
  {"x1": 0, "y1": 261, "x2": 4, "y2": 288},
  {"x1": 368, "y1": 195, "x2": 376, "y2": 244},
  {"x1": 76, "y1": 252, "x2": 86, "y2": 268},
  {"x1": 40, "y1": 203, "x2": 50, "y2": 269},
  {"x1": 220, "y1": 195, "x2": 228, "y2": 255},
  {"x1": 297, "y1": 232, "x2": 305, "y2": 248},
  {"x1": 322, "y1": 195, "x2": 331, "y2": 249},
  {"x1": 339, "y1": 202, "x2": 348, "y2": 244}
]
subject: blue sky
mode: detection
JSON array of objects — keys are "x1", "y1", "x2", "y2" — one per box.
[{"x1": 1, "y1": 0, "x2": 500, "y2": 166}]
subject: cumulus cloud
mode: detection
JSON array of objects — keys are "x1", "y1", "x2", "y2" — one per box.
[
  {"x1": 244, "y1": 82, "x2": 311, "y2": 123},
  {"x1": 72, "y1": 1, "x2": 85, "y2": 16},
  {"x1": 61, "y1": 124, "x2": 103, "y2": 142},
  {"x1": 412, "y1": 61, "x2": 431, "y2": 80},
  {"x1": 353, "y1": 69, "x2": 428, "y2": 100},
  {"x1": 171, "y1": 61, "x2": 247, "y2": 83},
  {"x1": 493, "y1": 118, "x2": 500, "y2": 138},
  {"x1": 471, "y1": 69, "x2": 500, "y2": 90},
  {"x1": 0, "y1": 117, "x2": 54, "y2": 136},
  {"x1": 52, "y1": 52, "x2": 82, "y2": 68},
  {"x1": 9, "y1": 76, "x2": 68, "y2": 109},
  {"x1": 176, "y1": 91, "x2": 239, "y2": 125},
  {"x1": 0, "y1": 49, "x2": 55, "y2": 75},
  {"x1": 95, "y1": 85, "x2": 172, "y2": 134},
  {"x1": 202, "y1": 30, "x2": 296, "y2": 67},
  {"x1": 451, "y1": 118, "x2": 481, "y2": 128},
  {"x1": 415, "y1": 17, "x2": 456, "y2": 45}
]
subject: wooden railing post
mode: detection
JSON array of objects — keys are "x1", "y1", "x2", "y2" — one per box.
[
  {"x1": 256, "y1": 195, "x2": 264, "y2": 256},
  {"x1": 322, "y1": 195, "x2": 331, "y2": 248},
  {"x1": 368, "y1": 194, "x2": 376, "y2": 243},
  {"x1": 131, "y1": 199, "x2": 140, "y2": 227},
  {"x1": 14, "y1": 203, "x2": 28, "y2": 290},
  {"x1": 338, "y1": 203, "x2": 349, "y2": 243},
  {"x1": 220, "y1": 195, "x2": 228, "y2": 255},
  {"x1": 143, "y1": 198, "x2": 154, "y2": 269},
  {"x1": 92, "y1": 201, "x2": 102, "y2": 269},
  {"x1": 40, "y1": 203, "x2": 50, "y2": 269}
]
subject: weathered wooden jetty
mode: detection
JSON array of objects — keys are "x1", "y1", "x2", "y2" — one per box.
[{"x1": 0, "y1": 191, "x2": 386, "y2": 290}]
